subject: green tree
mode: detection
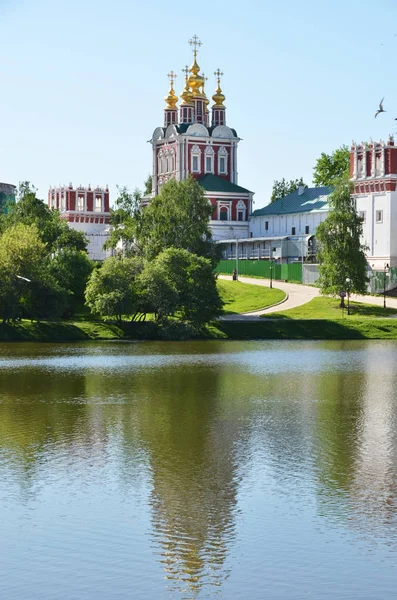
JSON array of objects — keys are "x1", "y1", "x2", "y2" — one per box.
[
  {"x1": 48, "y1": 250, "x2": 94, "y2": 315},
  {"x1": 138, "y1": 248, "x2": 223, "y2": 326},
  {"x1": 0, "y1": 223, "x2": 67, "y2": 322},
  {"x1": 137, "y1": 177, "x2": 214, "y2": 261},
  {"x1": 313, "y1": 145, "x2": 350, "y2": 187},
  {"x1": 104, "y1": 186, "x2": 142, "y2": 255},
  {"x1": 85, "y1": 257, "x2": 143, "y2": 321},
  {"x1": 270, "y1": 178, "x2": 307, "y2": 203},
  {"x1": 1, "y1": 181, "x2": 87, "y2": 252},
  {"x1": 316, "y1": 176, "x2": 368, "y2": 302}
]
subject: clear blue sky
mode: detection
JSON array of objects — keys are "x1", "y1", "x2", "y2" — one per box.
[{"x1": 1, "y1": 0, "x2": 397, "y2": 209}]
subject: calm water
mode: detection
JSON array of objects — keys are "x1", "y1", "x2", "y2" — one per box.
[{"x1": 0, "y1": 340, "x2": 397, "y2": 600}]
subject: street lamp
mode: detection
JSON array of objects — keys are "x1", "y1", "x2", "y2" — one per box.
[
  {"x1": 384, "y1": 263, "x2": 390, "y2": 309},
  {"x1": 269, "y1": 245, "x2": 273, "y2": 289},
  {"x1": 346, "y1": 277, "x2": 351, "y2": 315},
  {"x1": 16, "y1": 275, "x2": 31, "y2": 283}
]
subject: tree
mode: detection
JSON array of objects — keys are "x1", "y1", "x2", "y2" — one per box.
[
  {"x1": 1, "y1": 181, "x2": 87, "y2": 253},
  {"x1": 316, "y1": 176, "x2": 368, "y2": 302},
  {"x1": 48, "y1": 250, "x2": 94, "y2": 315},
  {"x1": 0, "y1": 223, "x2": 67, "y2": 322},
  {"x1": 104, "y1": 186, "x2": 142, "y2": 255},
  {"x1": 138, "y1": 248, "x2": 223, "y2": 326},
  {"x1": 137, "y1": 177, "x2": 214, "y2": 261},
  {"x1": 85, "y1": 257, "x2": 143, "y2": 321},
  {"x1": 313, "y1": 145, "x2": 350, "y2": 187},
  {"x1": 270, "y1": 178, "x2": 307, "y2": 203}
]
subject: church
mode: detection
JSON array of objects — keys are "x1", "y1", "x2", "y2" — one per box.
[{"x1": 146, "y1": 35, "x2": 254, "y2": 241}]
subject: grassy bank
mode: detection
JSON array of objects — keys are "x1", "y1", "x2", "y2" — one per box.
[
  {"x1": 217, "y1": 279, "x2": 285, "y2": 313},
  {"x1": 3, "y1": 315, "x2": 397, "y2": 342},
  {"x1": 262, "y1": 297, "x2": 397, "y2": 320}
]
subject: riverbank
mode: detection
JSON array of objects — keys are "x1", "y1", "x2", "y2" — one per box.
[{"x1": 3, "y1": 317, "x2": 397, "y2": 342}]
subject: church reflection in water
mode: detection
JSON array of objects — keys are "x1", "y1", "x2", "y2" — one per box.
[{"x1": 1, "y1": 341, "x2": 397, "y2": 595}]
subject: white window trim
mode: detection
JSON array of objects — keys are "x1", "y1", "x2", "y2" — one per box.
[
  {"x1": 191, "y1": 144, "x2": 201, "y2": 174},
  {"x1": 204, "y1": 146, "x2": 214, "y2": 174},
  {"x1": 218, "y1": 146, "x2": 228, "y2": 175},
  {"x1": 218, "y1": 201, "x2": 230, "y2": 221},
  {"x1": 376, "y1": 210, "x2": 383, "y2": 223},
  {"x1": 236, "y1": 199, "x2": 246, "y2": 222}
]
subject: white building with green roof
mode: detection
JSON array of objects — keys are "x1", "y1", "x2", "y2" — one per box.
[{"x1": 217, "y1": 185, "x2": 333, "y2": 263}]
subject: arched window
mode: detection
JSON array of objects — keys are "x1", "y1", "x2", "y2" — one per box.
[
  {"x1": 77, "y1": 196, "x2": 84, "y2": 211},
  {"x1": 191, "y1": 144, "x2": 201, "y2": 173},
  {"x1": 218, "y1": 146, "x2": 228, "y2": 174},
  {"x1": 218, "y1": 203, "x2": 229, "y2": 221},
  {"x1": 95, "y1": 196, "x2": 102, "y2": 212},
  {"x1": 236, "y1": 200, "x2": 246, "y2": 222},
  {"x1": 204, "y1": 146, "x2": 214, "y2": 174}
]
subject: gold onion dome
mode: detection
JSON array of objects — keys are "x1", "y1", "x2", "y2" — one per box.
[
  {"x1": 180, "y1": 65, "x2": 193, "y2": 105},
  {"x1": 164, "y1": 71, "x2": 178, "y2": 109},
  {"x1": 188, "y1": 58, "x2": 204, "y2": 96},
  {"x1": 212, "y1": 68, "x2": 225, "y2": 107}
]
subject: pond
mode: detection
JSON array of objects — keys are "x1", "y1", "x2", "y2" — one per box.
[{"x1": 0, "y1": 340, "x2": 396, "y2": 599}]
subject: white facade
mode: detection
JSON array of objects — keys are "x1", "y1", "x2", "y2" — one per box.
[
  {"x1": 249, "y1": 210, "x2": 328, "y2": 238},
  {"x1": 67, "y1": 220, "x2": 112, "y2": 262}
]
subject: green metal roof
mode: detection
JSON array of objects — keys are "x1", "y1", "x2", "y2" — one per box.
[
  {"x1": 252, "y1": 186, "x2": 333, "y2": 216},
  {"x1": 198, "y1": 174, "x2": 252, "y2": 194}
]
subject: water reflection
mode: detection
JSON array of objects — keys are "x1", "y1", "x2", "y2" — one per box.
[{"x1": 0, "y1": 341, "x2": 397, "y2": 599}]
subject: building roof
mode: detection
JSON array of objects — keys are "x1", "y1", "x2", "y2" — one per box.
[
  {"x1": 252, "y1": 186, "x2": 333, "y2": 216},
  {"x1": 198, "y1": 174, "x2": 252, "y2": 194}
]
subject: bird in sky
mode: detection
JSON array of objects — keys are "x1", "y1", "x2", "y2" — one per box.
[{"x1": 375, "y1": 97, "x2": 386, "y2": 118}]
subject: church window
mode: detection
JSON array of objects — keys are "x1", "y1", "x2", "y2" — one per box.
[
  {"x1": 60, "y1": 195, "x2": 65, "y2": 210},
  {"x1": 376, "y1": 210, "x2": 383, "y2": 223},
  {"x1": 95, "y1": 196, "x2": 102, "y2": 212},
  {"x1": 265, "y1": 221, "x2": 269, "y2": 231},
  {"x1": 305, "y1": 225, "x2": 310, "y2": 234},
  {"x1": 218, "y1": 146, "x2": 228, "y2": 174},
  {"x1": 205, "y1": 155, "x2": 213, "y2": 173},
  {"x1": 357, "y1": 158, "x2": 363, "y2": 178},
  {"x1": 291, "y1": 226, "x2": 296, "y2": 235},
  {"x1": 191, "y1": 145, "x2": 201, "y2": 173},
  {"x1": 219, "y1": 206, "x2": 228, "y2": 220},
  {"x1": 360, "y1": 211, "x2": 366, "y2": 223},
  {"x1": 77, "y1": 196, "x2": 84, "y2": 211},
  {"x1": 375, "y1": 154, "x2": 382, "y2": 176},
  {"x1": 238, "y1": 210, "x2": 244, "y2": 221}
]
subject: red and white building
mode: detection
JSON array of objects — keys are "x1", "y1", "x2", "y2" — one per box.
[
  {"x1": 147, "y1": 36, "x2": 254, "y2": 240},
  {"x1": 48, "y1": 183, "x2": 111, "y2": 261},
  {"x1": 351, "y1": 135, "x2": 397, "y2": 269}
]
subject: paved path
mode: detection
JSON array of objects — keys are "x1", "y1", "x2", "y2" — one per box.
[
  {"x1": 219, "y1": 275, "x2": 319, "y2": 320},
  {"x1": 218, "y1": 275, "x2": 397, "y2": 320}
]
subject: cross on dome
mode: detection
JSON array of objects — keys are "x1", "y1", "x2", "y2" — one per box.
[
  {"x1": 214, "y1": 69, "x2": 224, "y2": 85},
  {"x1": 167, "y1": 70, "x2": 177, "y2": 85},
  {"x1": 189, "y1": 34, "x2": 202, "y2": 57}
]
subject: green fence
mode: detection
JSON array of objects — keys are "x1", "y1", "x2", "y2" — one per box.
[{"x1": 215, "y1": 260, "x2": 302, "y2": 283}]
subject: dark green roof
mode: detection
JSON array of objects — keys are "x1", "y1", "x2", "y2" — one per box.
[
  {"x1": 198, "y1": 174, "x2": 252, "y2": 194},
  {"x1": 252, "y1": 186, "x2": 333, "y2": 216}
]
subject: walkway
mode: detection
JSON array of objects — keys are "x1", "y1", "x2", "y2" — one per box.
[
  {"x1": 218, "y1": 275, "x2": 319, "y2": 320},
  {"x1": 218, "y1": 275, "x2": 397, "y2": 320}
]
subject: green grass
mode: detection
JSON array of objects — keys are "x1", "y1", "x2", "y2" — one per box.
[
  {"x1": 261, "y1": 296, "x2": 397, "y2": 320},
  {"x1": 217, "y1": 279, "x2": 286, "y2": 314}
]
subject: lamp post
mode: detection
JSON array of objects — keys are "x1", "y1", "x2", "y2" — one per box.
[
  {"x1": 269, "y1": 244, "x2": 273, "y2": 289},
  {"x1": 346, "y1": 277, "x2": 351, "y2": 315},
  {"x1": 384, "y1": 263, "x2": 390, "y2": 309},
  {"x1": 235, "y1": 238, "x2": 239, "y2": 280}
]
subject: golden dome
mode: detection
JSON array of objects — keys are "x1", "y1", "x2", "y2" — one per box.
[
  {"x1": 212, "y1": 69, "x2": 226, "y2": 107},
  {"x1": 180, "y1": 65, "x2": 193, "y2": 105},
  {"x1": 188, "y1": 58, "x2": 204, "y2": 96},
  {"x1": 202, "y1": 73, "x2": 209, "y2": 109},
  {"x1": 164, "y1": 71, "x2": 178, "y2": 109}
]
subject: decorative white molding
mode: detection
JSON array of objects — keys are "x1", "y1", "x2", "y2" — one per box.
[
  {"x1": 212, "y1": 125, "x2": 234, "y2": 139},
  {"x1": 186, "y1": 123, "x2": 209, "y2": 137}
]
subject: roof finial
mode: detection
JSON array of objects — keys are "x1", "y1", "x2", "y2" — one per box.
[
  {"x1": 165, "y1": 71, "x2": 178, "y2": 109},
  {"x1": 188, "y1": 34, "x2": 202, "y2": 58}
]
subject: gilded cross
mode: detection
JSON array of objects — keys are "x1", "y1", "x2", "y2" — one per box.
[
  {"x1": 167, "y1": 70, "x2": 177, "y2": 85},
  {"x1": 189, "y1": 34, "x2": 202, "y2": 56},
  {"x1": 182, "y1": 65, "x2": 189, "y2": 79},
  {"x1": 214, "y1": 68, "x2": 224, "y2": 85}
]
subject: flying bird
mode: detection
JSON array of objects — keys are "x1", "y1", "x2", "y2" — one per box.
[{"x1": 375, "y1": 97, "x2": 386, "y2": 118}]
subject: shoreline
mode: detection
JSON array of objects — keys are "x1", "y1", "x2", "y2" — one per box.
[{"x1": 2, "y1": 318, "x2": 397, "y2": 342}]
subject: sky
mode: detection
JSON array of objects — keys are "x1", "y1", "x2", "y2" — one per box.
[{"x1": 1, "y1": 0, "x2": 397, "y2": 210}]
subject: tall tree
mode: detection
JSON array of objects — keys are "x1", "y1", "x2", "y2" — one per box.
[
  {"x1": 316, "y1": 176, "x2": 368, "y2": 301},
  {"x1": 313, "y1": 145, "x2": 350, "y2": 187},
  {"x1": 136, "y1": 176, "x2": 214, "y2": 262},
  {"x1": 270, "y1": 178, "x2": 307, "y2": 203},
  {"x1": 1, "y1": 181, "x2": 87, "y2": 252}
]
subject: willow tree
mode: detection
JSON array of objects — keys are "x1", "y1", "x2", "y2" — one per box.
[{"x1": 316, "y1": 176, "x2": 368, "y2": 301}]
